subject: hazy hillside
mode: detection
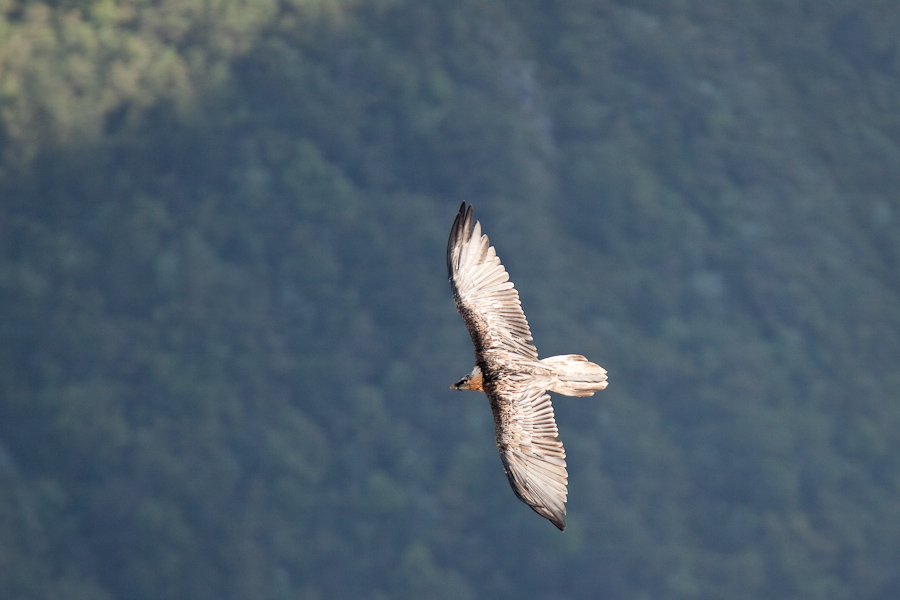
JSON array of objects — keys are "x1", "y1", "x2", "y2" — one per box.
[{"x1": 2, "y1": 1, "x2": 900, "y2": 599}]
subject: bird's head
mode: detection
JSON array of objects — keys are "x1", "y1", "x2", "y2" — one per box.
[{"x1": 450, "y1": 365, "x2": 484, "y2": 392}]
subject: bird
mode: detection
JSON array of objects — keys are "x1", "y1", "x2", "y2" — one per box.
[{"x1": 447, "y1": 202, "x2": 608, "y2": 530}]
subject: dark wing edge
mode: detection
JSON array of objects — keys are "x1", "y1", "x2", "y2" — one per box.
[
  {"x1": 447, "y1": 202, "x2": 538, "y2": 361},
  {"x1": 497, "y1": 385, "x2": 568, "y2": 530}
]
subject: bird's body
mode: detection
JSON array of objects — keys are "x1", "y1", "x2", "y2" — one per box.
[{"x1": 447, "y1": 202, "x2": 608, "y2": 530}]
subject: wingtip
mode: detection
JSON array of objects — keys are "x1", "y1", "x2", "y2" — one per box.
[
  {"x1": 454, "y1": 201, "x2": 470, "y2": 228},
  {"x1": 448, "y1": 202, "x2": 477, "y2": 276},
  {"x1": 530, "y1": 505, "x2": 566, "y2": 530},
  {"x1": 462, "y1": 203, "x2": 474, "y2": 239},
  {"x1": 456, "y1": 202, "x2": 472, "y2": 226},
  {"x1": 542, "y1": 507, "x2": 567, "y2": 531}
]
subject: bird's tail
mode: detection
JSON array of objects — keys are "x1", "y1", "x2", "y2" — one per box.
[{"x1": 541, "y1": 354, "x2": 608, "y2": 397}]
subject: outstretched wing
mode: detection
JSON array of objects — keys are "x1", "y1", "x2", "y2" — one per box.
[
  {"x1": 447, "y1": 202, "x2": 568, "y2": 529},
  {"x1": 495, "y1": 381, "x2": 568, "y2": 530},
  {"x1": 447, "y1": 202, "x2": 538, "y2": 361}
]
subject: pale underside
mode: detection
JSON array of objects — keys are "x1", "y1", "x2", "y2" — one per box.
[{"x1": 447, "y1": 203, "x2": 568, "y2": 530}]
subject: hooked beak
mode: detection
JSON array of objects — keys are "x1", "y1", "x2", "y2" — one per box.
[{"x1": 450, "y1": 366, "x2": 483, "y2": 391}]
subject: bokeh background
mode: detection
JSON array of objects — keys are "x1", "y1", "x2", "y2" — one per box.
[{"x1": 2, "y1": 1, "x2": 900, "y2": 598}]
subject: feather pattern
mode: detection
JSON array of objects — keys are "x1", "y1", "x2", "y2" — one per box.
[
  {"x1": 448, "y1": 204, "x2": 538, "y2": 362},
  {"x1": 448, "y1": 202, "x2": 607, "y2": 530}
]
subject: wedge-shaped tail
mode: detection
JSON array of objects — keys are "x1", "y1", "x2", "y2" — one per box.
[{"x1": 541, "y1": 354, "x2": 608, "y2": 397}]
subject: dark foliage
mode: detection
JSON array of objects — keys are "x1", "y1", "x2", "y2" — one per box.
[{"x1": 2, "y1": 1, "x2": 900, "y2": 598}]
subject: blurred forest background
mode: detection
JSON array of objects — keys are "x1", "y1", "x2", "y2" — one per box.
[{"x1": 2, "y1": 1, "x2": 900, "y2": 598}]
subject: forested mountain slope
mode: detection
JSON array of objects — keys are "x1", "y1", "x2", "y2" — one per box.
[{"x1": 2, "y1": 1, "x2": 900, "y2": 598}]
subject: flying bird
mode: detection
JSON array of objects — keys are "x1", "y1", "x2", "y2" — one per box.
[{"x1": 447, "y1": 202, "x2": 608, "y2": 530}]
